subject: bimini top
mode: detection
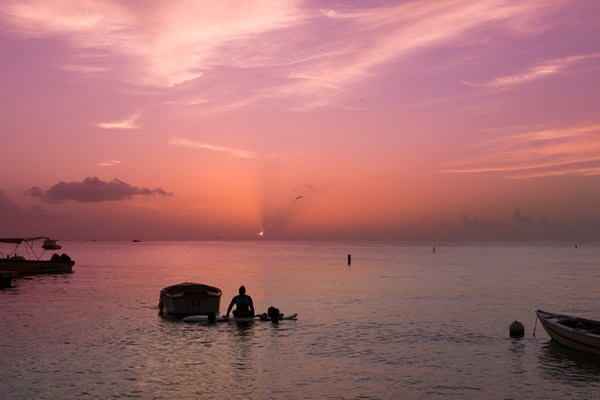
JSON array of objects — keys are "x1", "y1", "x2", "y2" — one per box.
[
  {"x1": 0, "y1": 237, "x2": 55, "y2": 244},
  {"x1": 160, "y1": 282, "x2": 222, "y2": 298},
  {"x1": 0, "y1": 237, "x2": 62, "y2": 250}
]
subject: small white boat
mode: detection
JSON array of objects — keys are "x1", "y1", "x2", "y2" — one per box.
[
  {"x1": 158, "y1": 282, "x2": 222, "y2": 316},
  {"x1": 0, "y1": 237, "x2": 74, "y2": 275},
  {"x1": 536, "y1": 309, "x2": 600, "y2": 355},
  {"x1": 42, "y1": 239, "x2": 62, "y2": 250}
]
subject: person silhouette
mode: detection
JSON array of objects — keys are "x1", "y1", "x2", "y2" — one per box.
[{"x1": 225, "y1": 285, "x2": 255, "y2": 318}]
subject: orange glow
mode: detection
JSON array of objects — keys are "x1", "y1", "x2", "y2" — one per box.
[{"x1": 1, "y1": 1, "x2": 599, "y2": 240}]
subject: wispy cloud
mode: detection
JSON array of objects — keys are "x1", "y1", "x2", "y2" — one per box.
[
  {"x1": 168, "y1": 137, "x2": 256, "y2": 159},
  {"x1": 98, "y1": 160, "x2": 121, "y2": 167},
  {"x1": 252, "y1": 0, "x2": 564, "y2": 110},
  {"x1": 514, "y1": 209, "x2": 547, "y2": 225},
  {"x1": 442, "y1": 123, "x2": 600, "y2": 179},
  {"x1": 0, "y1": 0, "x2": 302, "y2": 87},
  {"x1": 58, "y1": 64, "x2": 108, "y2": 74},
  {"x1": 0, "y1": 0, "x2": 568, "y2": 110},
  {"x1": 0, "y1": 190, "x2": 57, "y2": 227},
  {"x1": 464, "y1": 54, "x2": 600, "y2": 91},
  {"x1": 506, "y1": 166, "x2": 600, "y2": 179},
  {"x1": 459, "y1": 212, "x2": 496, "y2": 227},
  {"x1": 97, "y1": 112, "x2": 140, "y2": 129}
]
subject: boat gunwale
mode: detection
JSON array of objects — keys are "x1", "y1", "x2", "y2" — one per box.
[{"x1": 536, "y1": 309, "x2": 600, "y2": 354}]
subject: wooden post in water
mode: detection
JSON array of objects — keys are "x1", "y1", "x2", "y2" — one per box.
[{"x1": 347, "y1": 254, "x2": 351, "y2": 266}]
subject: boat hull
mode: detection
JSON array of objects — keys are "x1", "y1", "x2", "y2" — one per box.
[
  {"x1": 536, "y1": 310, "x2": 600, "y2": 356},
  {"x1": 161, "y1": 294, "x2": 221, "y2": 316},
  {"x1": 159, "y1": 282, "x2": 222, "y2": 316},
  {"x1": 0, "y1": 259, "x2": 75, "y2": 274}
]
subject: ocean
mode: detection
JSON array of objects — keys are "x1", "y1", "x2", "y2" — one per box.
[{"x1": 1, "y1": 241, "x2": 600, "y2": 399}]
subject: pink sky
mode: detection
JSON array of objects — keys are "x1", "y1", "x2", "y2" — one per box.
[{"x1": 1, "y1": 0, "x2": 599, "y2": 241}]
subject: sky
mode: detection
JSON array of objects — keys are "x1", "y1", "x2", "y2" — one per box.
[{"x1": 1, "y1": 0, "x2": 600, "y2": 241}]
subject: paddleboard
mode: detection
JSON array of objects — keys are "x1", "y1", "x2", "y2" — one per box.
[
  {"x1": 258, "y1": 313, "x2": 298, "y2": 321},
  {"x1": 182, "y1": 315, "x2": 228, "y2": 323},
  {"x1": 182, "y1": 313, "x2": 298, "y2": 323}
]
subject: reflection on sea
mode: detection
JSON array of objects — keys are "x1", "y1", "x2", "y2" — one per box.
[
  {"x1": 537, "y1": 341, "x2": 600, "y2": 384},
  {"x1": 508, "y1": 337, "x2": 527, "y2": 376},
  {"x1": 2, "y1": 241, "x2": 600, "y2": 399}
]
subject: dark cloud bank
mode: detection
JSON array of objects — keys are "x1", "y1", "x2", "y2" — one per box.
[{"x1": 25, "y1": 177, "x2": 172, "y2": 203}]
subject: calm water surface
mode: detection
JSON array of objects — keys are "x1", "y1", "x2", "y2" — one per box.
[{"x1": 1, "y1": 241, "x2": 600, "y2": 399}]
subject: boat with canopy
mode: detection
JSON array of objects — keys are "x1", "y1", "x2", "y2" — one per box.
[{"x1": 0, "y1": 237, "x2": 75, "y2": 274}]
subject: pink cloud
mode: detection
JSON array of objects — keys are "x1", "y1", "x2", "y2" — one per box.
[
  {"x1": 464, "y1": 54, "x2": 600, "y2": 91},
  {"x1": 0, "y1": 0, "x2": 569, "y2": 110},
  {"x1": 0, "y1": 0, "x2": 303, "y2": 87},
  {"x1": 168, "y1": 137, "x2": 256, "y2": 159},
  {"x1": 98, "y1": 160, "x2": 122, "y2": 167},
  {"x1": 25, "y1": 177, "x2": 172, "y2": 203},
  {"x1": 97, "y1": 112, "x2": 141, "y2": 129},
  {"x1": 442, "y1": 123, "x2": 600, "y2": 178}
]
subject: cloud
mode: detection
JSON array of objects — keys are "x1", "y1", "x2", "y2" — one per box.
[
  {"x1": 25, "y1": 177, "x2": 172, "y2": 203},
  {"x1": 0, "y1": 0, "x2": 302, "y2": 87},
  {"x1": 0, "y1": 190, "x2": 26, "y2": 219},
  {"x1": 97, "y1": 112, "x2": 141, "y2": 129},
  {"x1": 514, "y1": 209, "x2": 548, "y2": 225},
  {"x1": 58, "y1": 64, "x2": 108, "y2": 74},
  {"x1": 459, "y1": 212, "x2": 496, "y2": 227},
  {"x1": 0, "y1": 190, "x2": 56, "y2": 224},
  {"x1": 251, "y1": 0, "x2": 564, "y2": 110},
  {"x1": 0, "y1": 0, "x2": 568, "y2": 110},
  {"x1": 442, "y1": 123, "x2": 600, "y2": 179},
  {"x1": 514, "y1": 209, "x2": 534, "y2": 226},
  {"x1": 464, "y1": 54, "x2": 600, "y2": 91},
  {"x1": 98, "y1": 160, "x2": 121, "y2": 167},
  {"x1": 168, "y1": 137, "x2": 256, "y2": 159}
]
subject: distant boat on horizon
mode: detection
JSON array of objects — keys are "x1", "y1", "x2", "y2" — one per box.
[{"x1": 132, "y1": 239, "x2": 142, "y2": 242}]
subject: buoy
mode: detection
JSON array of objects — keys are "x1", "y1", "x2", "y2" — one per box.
[
  {"x1": 509, "y1": 320, "x2": 525, "y2": 337},
  {"x1": 347, "y1": 254, "x2": 351, "y2": 265}
]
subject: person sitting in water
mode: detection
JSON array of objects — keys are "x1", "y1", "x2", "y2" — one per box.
[
  {"x1": 225, "y1": 285, "x2": 255, "y2": 318},
  {"x1": 258, "y1": 306, "x2": 283, "y2": 322}
]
